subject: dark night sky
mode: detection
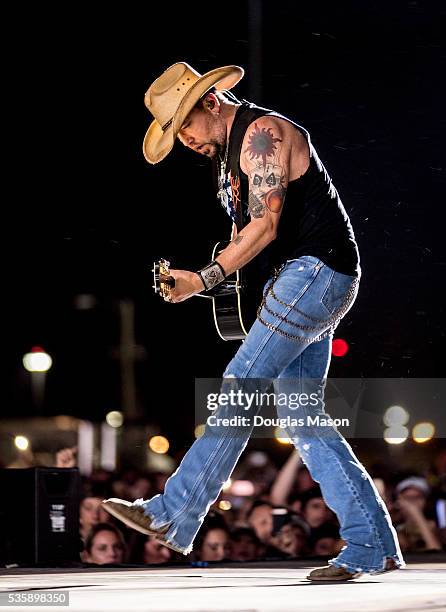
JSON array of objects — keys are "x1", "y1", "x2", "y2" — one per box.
[{"x1": 4, "y1": 2, "x2": 445, "y2": 444}]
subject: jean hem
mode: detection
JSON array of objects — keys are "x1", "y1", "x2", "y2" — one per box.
[
  {"x1": 137, "y1": 502, "x2": 192, "y2": 554},
  {"x1": 135, "y1": 498, "x2": 171, "y2": 531},
  {"x1": 162, "y1": 533, "x2": 192, "y2": 555}
]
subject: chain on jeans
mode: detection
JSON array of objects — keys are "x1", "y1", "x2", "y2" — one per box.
[{"x1": 256, "y1": 268, "x2": 360, "y2": 343}]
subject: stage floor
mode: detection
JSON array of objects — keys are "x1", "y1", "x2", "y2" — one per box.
[{"x1": 1, "y1": 559, "x2": 446, "y2": 611}]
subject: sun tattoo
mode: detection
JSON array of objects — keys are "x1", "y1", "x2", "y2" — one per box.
[{"x1": 246, "y1": 123, "x2": 282, "y2": 167}]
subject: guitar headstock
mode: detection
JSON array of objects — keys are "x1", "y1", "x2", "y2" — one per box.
[{"x1": 152, "y1": 258, "x2": 175, "y2": 299}]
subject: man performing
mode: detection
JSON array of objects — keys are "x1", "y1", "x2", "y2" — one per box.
[{"x1": 103, "y1": 62, "x2": 405, "y2": 581}]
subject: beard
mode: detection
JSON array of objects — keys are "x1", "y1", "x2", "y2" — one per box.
[
  {"x1": 213, "y1": 139, "x2": 227, "y2": 159},
  {"x1": 197, "y1": 138, "x2": 226, "y2": 159}
]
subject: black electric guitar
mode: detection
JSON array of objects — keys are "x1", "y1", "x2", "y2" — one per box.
[{"x1": 152, "y1": 241, "x2": 262, "y2": 341}]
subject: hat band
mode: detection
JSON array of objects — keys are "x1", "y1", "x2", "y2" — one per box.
[{"x1": 161, "y1": 118, "x2": 173, "y2": 132}]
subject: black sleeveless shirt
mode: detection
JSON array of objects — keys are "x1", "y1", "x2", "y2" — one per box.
[{"x1": 213, "y1": 100, "x2": 360, "y2": 278}]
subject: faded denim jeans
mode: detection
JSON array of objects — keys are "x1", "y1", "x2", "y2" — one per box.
[{"x1": 138, "y1": 255, "x2": 405, "y2": 573}]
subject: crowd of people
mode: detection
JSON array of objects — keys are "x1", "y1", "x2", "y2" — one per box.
[{"x1": 70, "y1": 446, "x2": 446, "y2": 566}]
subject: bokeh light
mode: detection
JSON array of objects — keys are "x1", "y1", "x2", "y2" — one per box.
[
  {"x1": 23, "y1": 347, "x2": 52, "y2": 372},
  {"x1": 332, "y1": 338, "x2": 349, "y2": 357},
  {"x1": 229, "y1": 480, "x2": 255, "y2": 496},
  {"x1": 194, "y1": 424, "x2": 205, "y2": 439},
  {"x1": 383, "y1": 405, "x2": 409, "y2": 426},
  {"x1": 274, "y1": 427, "x2": 292, "y2": 444},
  {"x1": 149, "y1": 435, "x2": 169, "y2": 454},
  {"x1": 14, "y1": 435, "x2": 29, "y2": 451},
  {"x1": 222, "y1": 478, "x2": 232, "y2": 491},
  {"x1": 106, "y1": 411, "x2": 124, "y2": 428},
  {"x1": 218, "y1": 500, "x2": 232, "y2": 511},
  {"x1": 412, "y1": 422, "x2": 435, "y2": 443},
  {"x1": 383, "y1": 425, "x2": 409, "y2": 444}
]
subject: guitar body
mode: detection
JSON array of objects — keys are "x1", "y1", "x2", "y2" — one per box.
[
  {"x1": 211, "y1": 286, "x2": 249, "y2": 341},
  {"x1": 206, "y1": 241, "x2": 261, "y2": 341}
]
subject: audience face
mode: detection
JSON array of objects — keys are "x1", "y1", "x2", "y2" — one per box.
[
  {"x1": 313, "y1": 536, "x2": 338, "y2": 556},
  {"x1": 289, "y1": 498, "x2": 302, "y2": 514},
  {"x1": 144, "y1": 537, "x2": 172, "y2": 564},
  {"x1": 128, "y1": 477, "x2": 151, "y2": 501},
  {"x1": 230, "y1": 534, "x2": 259, "y2": 561},
  {"x1": 303, "y1": 497, "x2": 331, "y2": 528},
  {"x1": 85, "y1": 529, "x2": 125, "y2": 564},
  {"x1": 398, "y1": 486, "x2": 426, "y2": 512},
  {"x1": 200, "y1": 528, "x2": 230, "y2": 561},
  {"x1": 80, "y1": 497, "x2": 110, "y2": 533},
  {"x1": 270, "y1": 523, "x2": 307, "y2": 556},
  {"x1": 248, "y1": 504, "x2": 273, "y2": 542}
]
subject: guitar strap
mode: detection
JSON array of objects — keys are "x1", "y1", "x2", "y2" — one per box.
[
  {"x1": 228, "y1": 103, "x2": 259, "y2": 233},
  {"x1": 212, "y1": 102, "x2": 263, "y2": 231}
]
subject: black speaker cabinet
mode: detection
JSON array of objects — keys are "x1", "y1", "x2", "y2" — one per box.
[{"x1": 0, "y1": 467, "x2": 82, "y2": 566}]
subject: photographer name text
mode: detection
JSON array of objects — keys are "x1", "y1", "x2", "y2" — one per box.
[{"x1": 206, "y1": 415, "x2": 350, "y2": 428}]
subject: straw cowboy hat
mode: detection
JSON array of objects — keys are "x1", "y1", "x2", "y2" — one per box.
[{"x1": 143, "y1": 62, "x2": 244, "y2": 164}]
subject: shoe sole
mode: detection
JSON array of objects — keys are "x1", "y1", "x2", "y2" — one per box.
[
  {"x1": 102, "y1": 501, "x2": 184, "y2": 555},
  {"x1": 307, "y1": 574, "x2": 362, "y2": 581},
  {"x1": 307, "y1": 568, "x2": 363, "y2": 581},
  {"x1": 308, "y1": 564, "x2": 400, "y2": 581},
  {"x1": 369, "y1": 565, "x2": 400, "y2": 576}
]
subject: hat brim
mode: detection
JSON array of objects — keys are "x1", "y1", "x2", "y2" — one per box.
[{"x1": 143, "y1": 65, "x2": 244, "y2": 165}]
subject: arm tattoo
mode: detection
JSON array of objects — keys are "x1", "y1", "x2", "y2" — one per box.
[
  {"x1": 232, "y1": 235, "x2": 244, "y2": 245},
  {"x1": 248, "y1": 192, "x2": 266, "y2": 218},
  {"x1": 243, "y1": 121, "x2": 287, "y2": 219},
  {"x1": 265, "y1": 185, "x2": 286, "y2": 212},
  {"x1": 248, "y1": 165, "x2": 286, "y2": 217},
  {"x1": 246, "y1": 123, "x2": 282, "y2": 167}
]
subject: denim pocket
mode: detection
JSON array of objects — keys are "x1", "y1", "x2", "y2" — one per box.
[
  {"x1": 293, "y1": 255, "x2": 322, "y2": 267},
  {"x1": 270, "y1": 258, "x2": 323, "y2": 308},
  {"x1": 320, "y1": 271, "x2": 358, "y2": 317}
]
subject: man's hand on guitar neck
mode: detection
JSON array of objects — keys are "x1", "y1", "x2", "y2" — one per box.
[{"x1": 164, "y1": 269, "x2": 205, "y2": 303}]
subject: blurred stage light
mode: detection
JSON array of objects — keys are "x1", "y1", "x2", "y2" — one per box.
[
  {"x1": 23, "y1": 347, "x2": 52, "y2": 372},
  {"x1": 274, "y1": 427, "x2": 292, "y2": 444},
  {"x1": 194, "y1": 424, "x2": 205, "y2": 439},
  {"x1": 218, "y1": 500, "x2": 232, "y2": 511},
  {"x1": 383, "y1": 425, "x2": 409, "y2": 444},
  {"x1": 246, "y1": 451, "x2": 268, "y2": 467},
  {"x1": 106, "y1": 411, "x2": 124, "y2": 428},
  {"x1": 229, "y1": 480, "x2": 255, "y2": 496},
  {"x1": 222, "y1": 478, "x2": 232, "y2": 491},
  {"x1": 332, "y1": 338, "x2": 349, "y2": 357},
  {"x1": 383, "y1": 405, "x2": 409, "y2": 426},
  {"x1": 412, "y1": 421, "x2": 435, "y2": 443},
  {"x1": 14, "y1": 435, "x2": 29, "y2": 451},
  {"x1": 149, "y1": 435, "x2": 169, "y2": 454}
]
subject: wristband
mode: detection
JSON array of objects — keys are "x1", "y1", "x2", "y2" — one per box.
[{"x1": 197, "y1": 260, "x2": 226, "y2": 291}]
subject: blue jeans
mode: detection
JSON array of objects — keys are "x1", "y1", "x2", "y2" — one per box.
[{"x1": 139, "y1": 256, "x2": 405, "y2": 573}]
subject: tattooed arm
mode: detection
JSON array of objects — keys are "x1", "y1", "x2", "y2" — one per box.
[
  {"x1": 166, "y1": 118, "x2": 308, "y2": 303},
  {"x1": 215, "y1": 116, "x2": 293, "y2": 276}
]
